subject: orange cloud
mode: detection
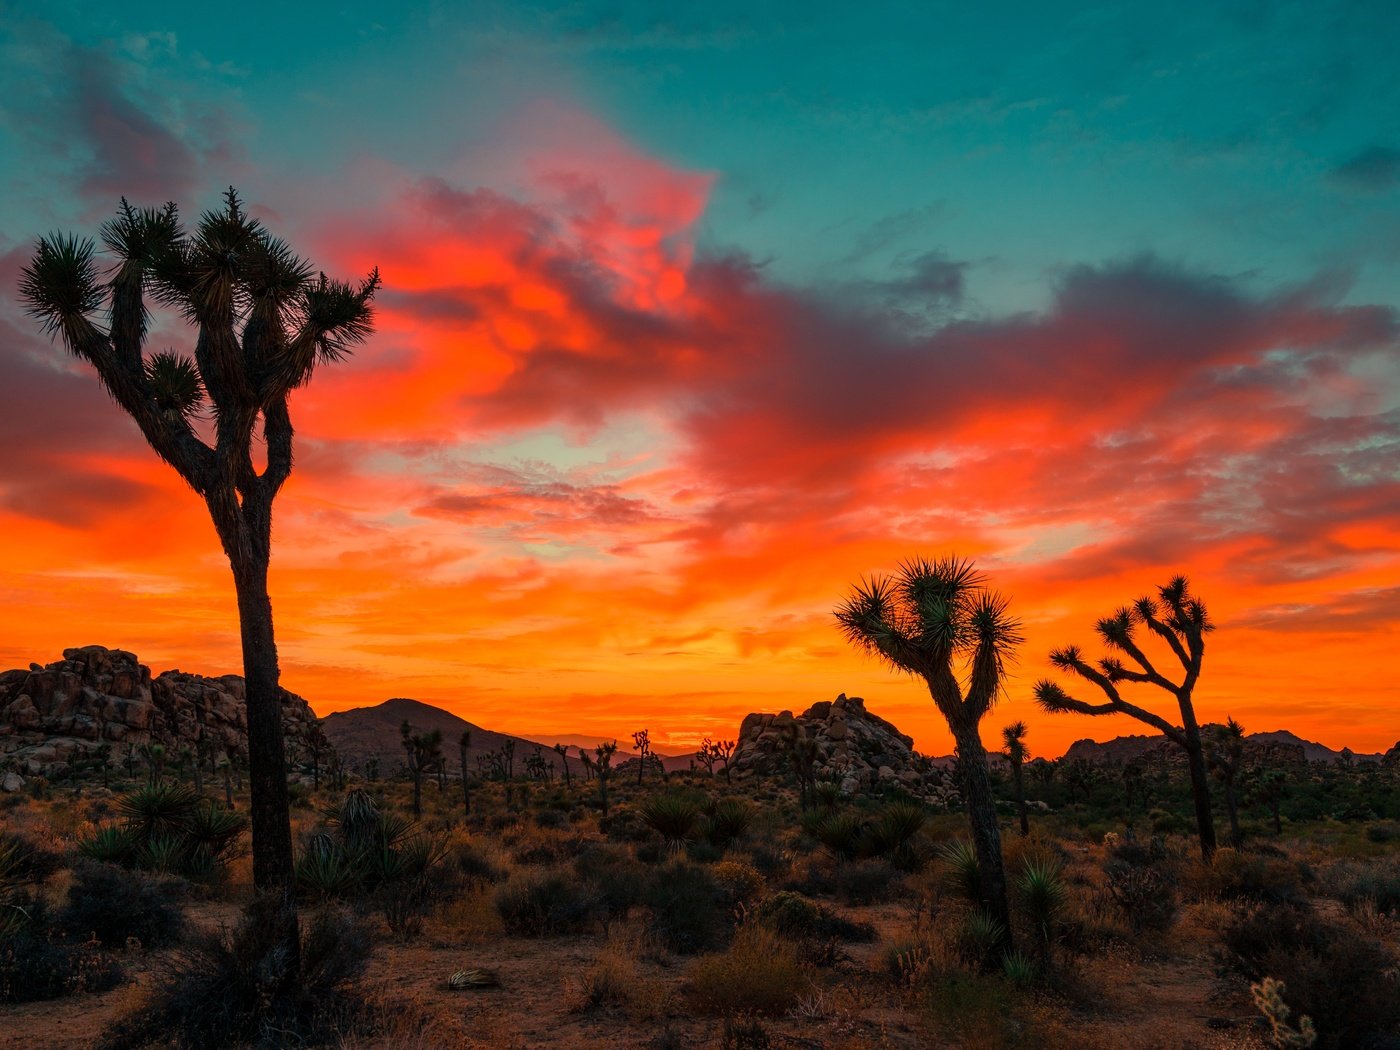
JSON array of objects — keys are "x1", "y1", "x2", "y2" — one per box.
[{"x1": 1, "y1": 107, "x2": 1397, "y2": 758}]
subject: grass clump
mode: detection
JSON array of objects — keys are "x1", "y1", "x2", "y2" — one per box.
[{"x1": 689, "y1": 924, "x2": 808, "y2": 1015}]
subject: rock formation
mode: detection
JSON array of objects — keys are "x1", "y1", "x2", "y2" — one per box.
[
  {"x1": 731, "y1": 693, "x2": 955, "y2": 800},
  {"x1": 1063, "y1": 727, "x2": 1368, "y2": 768},
  {"x1": 0, "y1": 645, "x2": 328, "y2": 780}
]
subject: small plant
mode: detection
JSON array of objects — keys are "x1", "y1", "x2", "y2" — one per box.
[
  {"x1": 639, "y1": 794, "x2": 703, "y2": 853},
  {"x1": 100, "y1": 896, "x2": 374, "y2": 1049},
  {"x1": 78, "y1": 785, "x2": 244, "y2": 881},
  {"x1": 704, "y1": 799, "x2": 755, "y2": 850},
  {"x1": 689, "y1": 925, "x2": 808, "y2": 1015},
  {"x1": 494, "y1": 871, "x2": 597, "y2": 937},
  {"x1": 646, "y1": 861, "x2": 724, "y2": 953},
  {"x1": 938, "y1": 839, "x2": 982, "y2": 905},
  {"x1": 1104, "y1": 858, "x2": 1177, "y2": 933},
  {"x1": 805, "y1": 811, "x2": 865, "y2": 862},
  {"x1": 1016, "y1": 856, "x2": 1067, "y2": 959},
  {"x1": 60, "y1": 862, "x2": 187, "y2": 950},
  {"x1": 1251, "y1": 976, "x2": 1317, "y2": 1049},
  {"x1": 955, "y1": 911, "x2": 1007, "y2": 970}
]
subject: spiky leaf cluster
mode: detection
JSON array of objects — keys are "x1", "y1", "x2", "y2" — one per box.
[{"x1": 835, "y1": 556, "x2": 1022, "y2": 724}]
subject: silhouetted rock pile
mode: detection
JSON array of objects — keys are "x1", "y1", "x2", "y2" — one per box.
[
  {"x1": 0, "y1": 645, "x2": 327, "y2": 779},
  {"x1": 731, "y1": 693, "x2": 956, "y2": 800}
]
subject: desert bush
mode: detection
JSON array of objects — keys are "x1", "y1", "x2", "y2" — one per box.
[
  {"x1": 575, "y1": 845, "x2": 648, "y2": 922},
  {"x1": 804, "y1": 811, "x2": 865, "y2": 862},
  {"x1": 921, "y1": 970, "x2": 1025, "y2": 1046},
  {"x1": 752, "y1": 890, "x2": 874, "y2": 944},
  {"x1": 494, "y1": 870, "x2": 597, "y2": 937},
  {"x1": 60, "y1": 861, "x2": 186, "y2": 950},
  {"x1": 688, "y1": 925, "x2": 808, "y2": 1015},
  {"x1": 861, "y1": 800, "x2": 927, "y2": 869},
  {"x1": 0, "y1": 904, "x2": 122, "y2": 1004},
  {"x1": 0, "y1": 831, "x2": 62, "y2": 887},
  {"x1": 534, "y1": 808, "x2": 569, "y2": 830},
  {"x1": 712, "y1": 860, "x2": 766, "y2": 909},
  {"x1": 100, "y1": 896, "x2": 373, "y2": 1050},
  {"x1": 647, "y1": 861, "x2": 725, "y2": 954},
  {"x1": 1215, "y1": 900, "x2": 1400, "y2": 1049},
  {"x1": 600, "y1": 806, "x2": 654, "y2": 844},
  {"x1": 1322, "y1": 857, "x2": 1400, "y2": 918},
  {"x1": 1185, "y1": 847, "x2": 1307, "y2": 905},
  {"x1": 453, "y1": 839, "x2": 506, "y2": 888},
  {"x1": 1103, "y1": 859, "x2": 1178, "y2": 934},
  {"x1": 825, "y1": 857, "x2": 901, "y2": 905},
  {"x1": 568, "y1": 949, "x2": 636, "y2": 1013}
]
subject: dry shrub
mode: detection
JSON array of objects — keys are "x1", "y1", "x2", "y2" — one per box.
[
  {"x1": 689, "y1": 924, "x2": 809, "y2": 1015},
  {"x1": 1183, "y1": 847, "x2": 1306, "y2": 905},
  {"x1": 712, "y1": 860, "x2": 766, "y2": 909}
]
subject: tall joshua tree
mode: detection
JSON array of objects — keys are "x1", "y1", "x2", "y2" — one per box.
[
  {"x1": 1002, "y1": 721, "x2": 1031, "y2": 837},
  {"x1": 632, "y1": 729, "x2": 651, "y2": 786},
  {"x1": 837, "y1": 556, "x2": 1021, "y2": 945},
  {"x1": 20, "y1": 191, "x2": 378, "y2": 974},
  {"x1": 1033, "y1": 575, "x2": 1217, "y2": 858}
]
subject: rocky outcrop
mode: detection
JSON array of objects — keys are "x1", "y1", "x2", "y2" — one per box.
[
  {"x1": 731, "y1": 693, "x2": 955, "y2": 799},
  {"x1": 0, "y1": 645, "x2": 327, "y2": 778},
  {"x1": 1065, "y1": 727, "x2": 1310, "y2": 771}
]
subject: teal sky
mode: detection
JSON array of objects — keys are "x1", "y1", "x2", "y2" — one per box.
[{"x1": 6, "y1": 1, "x2": 1399, "y2": 310}]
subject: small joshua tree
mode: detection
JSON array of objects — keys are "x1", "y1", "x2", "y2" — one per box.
[
  {"x1": 554, "y1": 743, "x2": 572, "y2": 788},
  {"x1": 717, "y1": 739, "x2": 736, "y2": 781},
  {"x1": 837, "y1": 556, "x2": 1021, "y2": 948},
  {"x1": 594, "y1": 741, "x2": 617, "y2": 817},
  {"x1": 1001, "y1": 721, "x2": 1030, "y2": 837},
  {"x1": 1034, "y1": 575, "x2": 1218, "y2": 859},
  {"x1": 696, "y1": 737, "x2": 720, "y2": 776},
  {"x1": 1252, "y1": 768, "x2": 1286, "y2": 835},
  {"x1": 458, "y1": 730, "x2": 472, "y2": 817},
  {"x1": 1208, "y1": 717, "x2": 1246, "y2": 847},
  {"x1": 400, "y1": 721, "x2": 443, "y2": 819},
  {"x1": 632, "y1": 729, "x2": 651, "y2": 786}
]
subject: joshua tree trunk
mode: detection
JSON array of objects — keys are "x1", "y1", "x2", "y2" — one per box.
[
  {"x1": 1011, "y1": 761, "x2": 1029, "y2": 837},
  {"x1": 1183, "y1": 736, "x2": 1217, "y2": 858},
  {"x1": 953, "y1": 721, "x2": 1011, "y2": 943}
]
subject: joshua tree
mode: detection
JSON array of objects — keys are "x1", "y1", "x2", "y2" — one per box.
[
  {"x1": 400, "y1": 721, "x2": 443, "y2": 818},
  {"x1": 594, "y1": 741, "x2": 617, "y2": 817},
  {"x1": 1033, "y1": 576, "x2": 1217, "y2": 858},
  {"x1": 458, "y1": 730, "x2": 472, "y2": 817},
  {"x1": 304, "y1": 723, "x2": 329, "y2": 792},
  {"x1": 554, "y1": 743, "x2": 572, "y2": 787},
  {"x1": 140, "y1": 743, "x2": 167, "y2": 785},
  {"x1": 20, "y1": 190, "x2": 378, "y2": 975},
  {"x1": 632, "y1": 729, "x2": 651, "y2": 785},
  {"x1": 696, "y1": 737, "x2": 720, "y2": 776},
  {"x1": 1002, "y1": 721, "x2": 1031, "y2": 837},
  {"x1": 836, "y1": 556, "x2": 1021, "y2": 946},
  {"x1": 578, "y1": 747, "x2": 595, "y2": 781},
  {"x1": 1252, "y1": 768, "x2": 1286, "y2": 835},
  {"x1": 717, "y1": 739, "x2": 736, "y2": 781},
  {"x1": 525, "y1": 747, "x2": 550, "y2": 782},
  {"x1": 1063, "y1": 758, "x2": 1096, "y2": 804},
  {"x1": 1208, "y1": 718, "x2": 1246, "y2": 847}
]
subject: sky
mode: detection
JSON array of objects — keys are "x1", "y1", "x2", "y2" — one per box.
[{"x1": 0, "y1": 1, "x2": 1397, "y2": 758}]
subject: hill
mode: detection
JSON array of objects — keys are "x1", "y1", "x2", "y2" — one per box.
[
  {"x1": 1064, "y1": 726, "x2": 1386, "y2": 765},
  {"x1": 320, "y1": 697, "x2": 588, "y2": 778}
]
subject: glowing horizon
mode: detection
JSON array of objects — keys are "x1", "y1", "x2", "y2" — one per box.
[{"x1": 1, "y1": 8, "x2": 1397, "y2": 760}]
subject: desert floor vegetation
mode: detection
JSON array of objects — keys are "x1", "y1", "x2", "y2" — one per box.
[{"x1": 1, "y1": 753, "x2": 1398, "y2": 1050}]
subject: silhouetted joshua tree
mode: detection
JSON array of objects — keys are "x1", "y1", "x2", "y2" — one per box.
[
  {"x1": 1208, "y1": 717, "x2": 1246, "y2": 847},
  {"x1": 554, "y1": 743, "x2": 572, "y2": 787},
  {"x1": 594, "y1": 741, "x2": 617, "y2": 817},
  {"x1": 20, "y1": 190, "x2": 378, "y2": 979},
  {"x1": 1034, "y1": 575, "x2": 1218, "y2": 859},
  {"x1": 632, "y1": 729, "x2": 651, "y2": 785},
  {"x1": 401, "y1": 721, "x2": 443, "y2": 819},
  {"x1": 1002, "y1": 721, "x2": 1031, "y2": 837},
  {"x1": 837, "y1": 556, "x2": 1021, "y2": 950},
  {"x1": 458, "y1": 730, "x2": 472, "y2": 817}
]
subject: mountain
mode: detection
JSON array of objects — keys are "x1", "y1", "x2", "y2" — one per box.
[{"x1": 320, "y1": 697, "x2": 586, "y2": 778}]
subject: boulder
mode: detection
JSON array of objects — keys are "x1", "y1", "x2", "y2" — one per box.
[{"x1": 0, "y1": 646, "x2": 331, "y2": 779}]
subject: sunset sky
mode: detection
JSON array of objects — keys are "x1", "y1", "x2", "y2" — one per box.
[{"x1": 1, "y1": 3, "x2": 1397, "y2": 758}]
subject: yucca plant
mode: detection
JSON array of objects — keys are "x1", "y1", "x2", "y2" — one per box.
[
  {"x1": 956, "y1": 911, "x2": 1008, "y2": 970},
  {"x1": 1016, "y1": 856, "x2": 1067, "y2": 962},
  {"x1": 294, "y1": 842, "x2": 361, "y2": 901},
  {"x1": 806, "y1": 811, "x2": 866, "y2": 862},
  {"x1": 77, "y1": 825, "x2": 137, "y2": 866},
  {"x1": 939, "y1": 839, "x2": 982, "y2": 905},
  {"x1": 703, "y1": 799, "x2": 755, "y2": 850},
  {"x1": 118, "y1": 782, "x2": 201, "y2": 841},
  {"x1": 640, "y1": 794, "x2": 703, "y2": 853},
  {"x1": 861, "y1": 800, "x2": 927, "y2": 867}
]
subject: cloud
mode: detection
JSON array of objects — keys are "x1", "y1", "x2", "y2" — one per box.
[{"x1": 1328, "y1": 145, "x2": 1400, "y2": 193}]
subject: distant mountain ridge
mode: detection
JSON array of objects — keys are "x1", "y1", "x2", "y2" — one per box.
[
  {"x1": 321, "y1": 697, "x2": 596, "y2": 777},
  {"x1": 1063, "y1": 726, "x2": 1390, "y2": 765}
]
